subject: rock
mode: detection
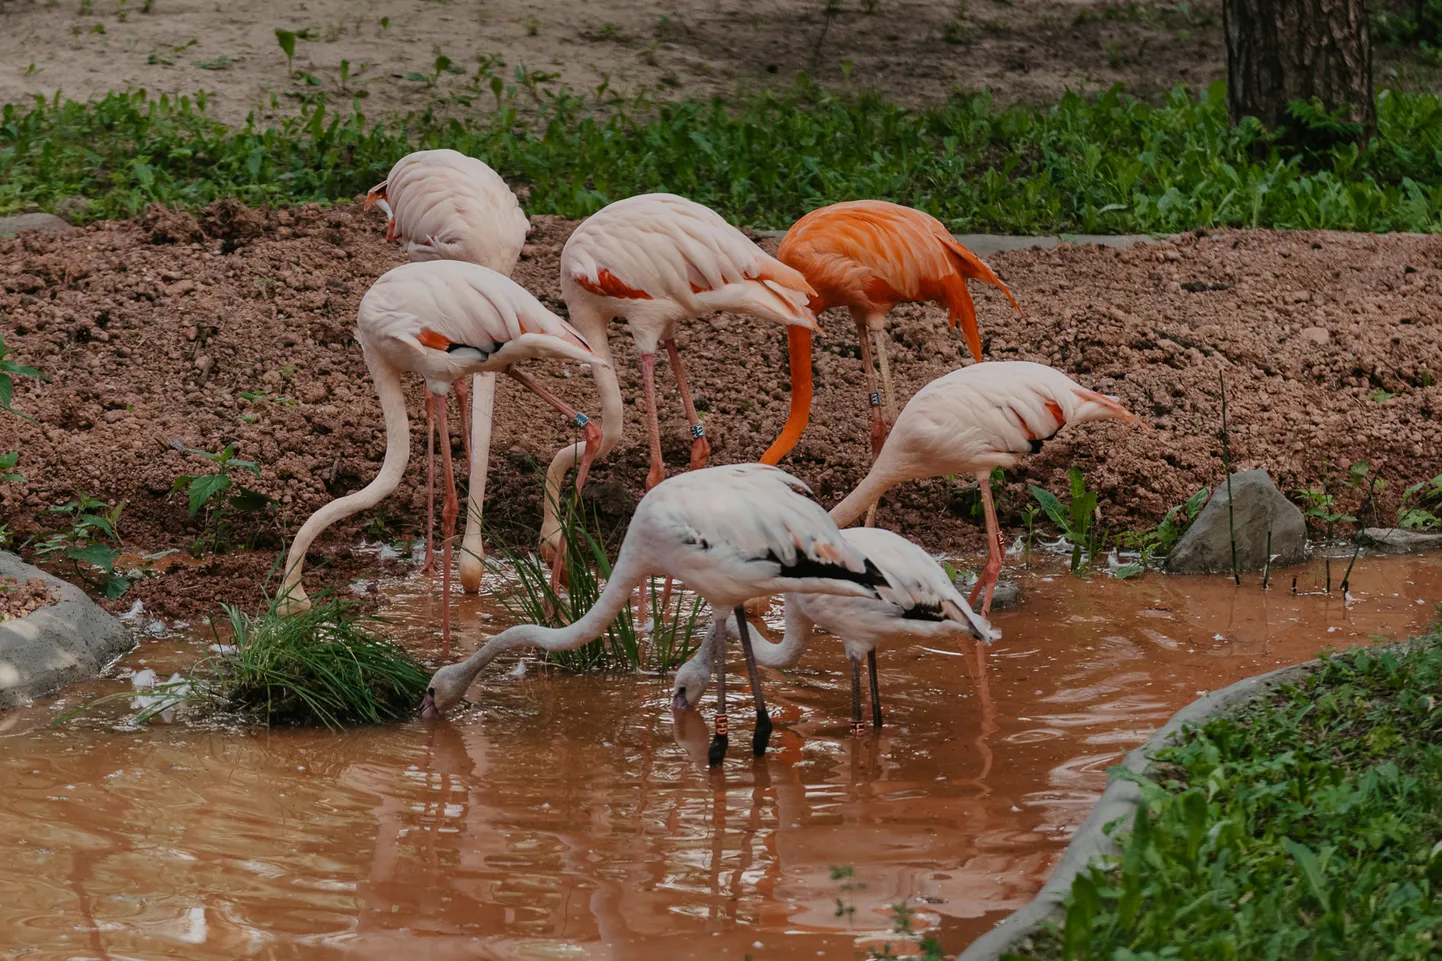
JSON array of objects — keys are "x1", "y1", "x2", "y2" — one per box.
[
  {"x1": 1355, "y1": 527, "x2": 1442, "y2": 554},
  {"x1": 1166, "y1": 470, "x2": 1307, "y2": 574},
  {"x1": 0, "y1": 552, "x2": 133, "y2": 710},
  {"x1": 0, "y1": 213, "x2": 73, "y2": 237},
  {"x1": 954, "y1": 576, "x2": 1023, "y2": 612},
  {"x1": 1298, "y1": 326, "x2": 1330, "y2": 345},
  {"x1": 54, "y1": 195, "x2": 92, "y2": 223}
]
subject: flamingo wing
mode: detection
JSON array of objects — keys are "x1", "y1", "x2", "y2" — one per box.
[{"x1": 384, "y1": 150, "x2": 530, "y2": 273}]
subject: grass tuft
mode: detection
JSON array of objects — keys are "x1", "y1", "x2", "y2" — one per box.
[{"x1": 3, "y1": 80, "x2": 1442, "y2": 232}]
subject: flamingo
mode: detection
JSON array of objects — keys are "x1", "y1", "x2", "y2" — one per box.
[
  {"x1": 420, "y1": 463, "x2": 896, "y2": 766},
  {"x1": 760, "y1": 200, "x2": 1021, "y2": 468},
  {"x1": 672, "y1": 526, "x2": 997, "y2": 734},
  {"x1": 279, "y1": 260, "x2": 605, "y2": 659},
  {"x1": 365, "y1": 148, "x2": 531, "y2": 593},
  {"x1": 536, "y1": 194, "x2": 820, "y2": 594},
  {"x1": 829, "y1": 361, "x2": 1142, "y2": 615}
]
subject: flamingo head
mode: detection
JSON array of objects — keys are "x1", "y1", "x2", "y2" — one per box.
[
  {"x1": 670, "y1": 657, "x2": 711, "y2": 712},
  {"x1": 421, "y1": 661, "x2": 471, "y2": 717},
  {"x1": 364, "y1": 180, "x2": 388, "y2": 211}
]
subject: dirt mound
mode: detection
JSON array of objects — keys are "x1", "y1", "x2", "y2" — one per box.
[
  {"x1": 0, "y1": 576, "x2": 59, "y2": 622},
  {"x1": 2, "y1": 204, "x2": 1439, "y2": 619}
]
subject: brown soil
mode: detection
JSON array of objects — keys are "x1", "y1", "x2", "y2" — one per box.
[
  {"x1": 2, "y1": 204, "x2": 1440, "y2": 619},
  {"x1": 0, "y1": 575, "x2": 58, "y2": 621}
]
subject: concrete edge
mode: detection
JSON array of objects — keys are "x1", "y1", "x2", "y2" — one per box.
[
  {"x1": 0, "y1": 553, "x2": 135, "y2": 709},
  {"x1": 955, "y1": 654, "x2": 1340, "y2": 961}
]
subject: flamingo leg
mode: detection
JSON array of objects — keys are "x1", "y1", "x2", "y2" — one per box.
[
  {"x1": 459, "y1": 372, "x2": 494, "y2": 595},
  {"x1": 436, "y1": 398, "x2": 458, "y2": 661},
  {"x1": 663, "y1": 338, "x2": 710, "y2": 472},
  {"x1": 641, "y1": 353, "x2": 665, "y2": 491},
  {"x1": 505, "y1": 369, "x2": 601, "y2": 492},
  {"x1": 849, "y1": 654, "x2": 865, "y2": 738},
  {"x1": 733, "y1": 606, "x2": 774, "y2": 757},
  {"x1": 855, "y1": 318, "x2": 887, "y2": 464},
  {"x1": 968, "y1": 471, "x2": 1005, "y2": 617},
  {"x1": 709, "y1": 613, "x2": 729, "y2": 766},
  {"x1": 872, "y1": 328, "x2": 899, "y2": 433},
  {"x1": 867, "y1": 649, "x2": 883, "y2": 729},
  {"x1": 454, "y1": 376, "x2": 473, "y2": 478},
  {"x1": 420, "y1": 394, "x2": 438, "y2": 576}
]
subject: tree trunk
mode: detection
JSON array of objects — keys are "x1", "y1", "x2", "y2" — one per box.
[{"x1": 1223, "y1": 0, "x2": 1374, "y2": 132}]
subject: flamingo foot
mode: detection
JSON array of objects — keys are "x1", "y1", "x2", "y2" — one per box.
[
  {"x1": 968, "y1": 556, "x2": 1003, "y2": 618},
  {"x1": 688, "y1": 434, "x2": 711, "y2": 473},
  {"x1": 645, "y1": 460, "x2": 665, "y2": 492}
]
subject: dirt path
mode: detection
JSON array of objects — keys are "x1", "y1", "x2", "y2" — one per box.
[
  {"x1": 2, "y1": 203, "x2": 1439, "y2": 618},
  {"x1": 2, "y1": 0, "x2": 1234, "y2": 123}
]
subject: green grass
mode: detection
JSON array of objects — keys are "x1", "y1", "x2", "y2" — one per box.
[
  {"x1": 1011, "y1": 631, "x2": 1442, "y2": 961},
  {"x1": 3, "y1": 78, "x2": 1442, "y2": 232}
]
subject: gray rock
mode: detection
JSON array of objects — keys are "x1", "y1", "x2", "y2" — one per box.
[
  {"x1": 0, "y1": 552, "x2": 133, "y2": 710},
  {"x1": 0, "y1": 212, "x2": 74, "y2": 238},
  {"x1": 1355, "y1": 527, "x2": 1442, "y2": 554},
  {"x1": 1166, "y1": 470, "x2": 1307, "y2": 574},
  {"x1": 955, "y1": 576, "x2": 1023, "y2": 611}
]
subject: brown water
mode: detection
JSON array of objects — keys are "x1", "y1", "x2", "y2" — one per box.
[{"x1": 2, "y1": 554, "x2": 1439, "y2": 960}]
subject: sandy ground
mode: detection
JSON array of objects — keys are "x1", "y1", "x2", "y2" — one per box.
[
  {"x1": 2, "y1": 202, "x2": 1440, "y2": 618},
  {"x1": 2, "y1": 0, "x2": 1235, "y2": 123}
]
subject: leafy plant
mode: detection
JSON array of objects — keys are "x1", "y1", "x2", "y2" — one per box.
[
  {"x1": 0, "y1": 452, "x2": 23, "y2": 484},
  {"x1": 1294, "y1": 484, "x2": 1356, "y2": 540},
  {"x1": 867, "y1": 902, "x2": 945, "y2": 961},
  {"x1": 1029, "y1": 467, "x2": 1102, "y2": 574},
  {"x1": 1115, "y1": 485, "x2": 1210, "y2": 576},
  {"x1": 1398, "y1": 473, "x2": 1442, "y2": 530},
  {"x1": 31, "y1": 492, "x2": 130, "y2": 598},
  {"x1": 275, "y1": 28, "x2": 297, "y2": 76},
  {"x1": 486, "y1": 497, "x2": 703, "y2": 673},
  {"x1": 170, "y1": 444, "x2": 272, "y2": 554},
  {"x1": 0, "y1": 331, "x2": 48, "y2": 422}
]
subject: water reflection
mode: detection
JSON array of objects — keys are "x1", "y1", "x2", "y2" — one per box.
[{"x1": 0, "y1": 554, "x2": 1437, "y2": 959}]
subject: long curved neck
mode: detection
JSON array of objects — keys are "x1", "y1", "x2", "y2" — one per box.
[
  {"x1": 760, "y1": 326, "x2": 812, "y2": 466},
  {"x1": 829, "y1": 463, "x2": 899, "y2": 529},
  {"x1": 748, "y1": 600, "x2": 814, "y2": 668},
  {"x1": 541, "y1": 321, "x2": 622, "y2": 550},
  {"x1": 443, "y1": 531, "x2": 650, "y2": 687},
  {"x1": 282, "y1": 346, "x2": 410, "y2": 593}
]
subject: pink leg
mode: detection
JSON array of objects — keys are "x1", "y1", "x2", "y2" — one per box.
[
  {"x1": 505, "y1": 369, "x2": 602, "y2": 491},
  {"x1": 967, "y1": 473, "x2": 1004, "y2": 617},
  {"x1": 640, "y1": 353, "x2": 665, "y2": 491},
  {"x1": 436, "y1": 400, "x2": 459, "y2": 661},
  {"x1": 420, "y1": 393, "x2": 438, "y2": 576},
  {"x1": 664, "y1": 338, "x2": 710, "y2": 472},
  {"x1": 454, "y1": 376, "x2": 472, "y2": 478}
]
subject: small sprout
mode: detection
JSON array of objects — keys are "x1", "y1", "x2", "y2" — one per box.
[
  {"x1": 275, "y1": 28, "x2": 297, "y2": 76},
  {"x1": 525, "y1": 14, "x2": 541, "y2": 35}
]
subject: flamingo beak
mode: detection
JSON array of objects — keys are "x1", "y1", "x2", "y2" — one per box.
[
  {"x1": 671, "y1": 690, "x2": 690, "y2": 712},
  {"x1": 364, "y1": 181, "x2": 388, "y2": 210},
  {"x1": 420, "y1": 688, "x2": 440, "y2": 719}
]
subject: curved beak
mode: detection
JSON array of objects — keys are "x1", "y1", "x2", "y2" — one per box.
[
  {"x1": 671, "y1": 690, "x2": 690, "y2": 712},
  {"x1": 420, "y1": 689, "x2": 439, "y2": 719}
]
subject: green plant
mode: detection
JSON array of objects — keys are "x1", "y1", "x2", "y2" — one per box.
[
  {"x1": 830, "y1": 864, "x2": 863, "y2": 921},
  {"x1": 170, "y1": 444, "x2": 272, "y2": 554},
  {"x1": 486, "y1": 498, "x2": 703, "y2": 673},
  {"x1": 1398, "y1": 473, "x2": 1442, "y2": 530},
  {"x1": 0, "y1": 452, "x2": 23, "y2": 484},
  {"x1": 1029, "y1": 467, "x2": 1102, "y2": 574},
  {"x1": 0, "y1": 331, "x2": 47, "y2": 422},
  {"x1": 1368, "y1": 386, "x2": 1400, "y2": 402},
  {"x1": 1015, "y1": 632, "x2": 1442, "y2": 961},
  {"x1": 193, "y1": 56, "x2": 235, "y2": 71},
  {"x1": 1294, "y1": 484, "x2": 1356, "y2": 540},
  {"x1": 1115, "y1": 485, "x2": 1210, "y2": 576},
  {"x1": 524, "y1": 14, "x2": 541, "y2": 35},
  {"x1": 31, "y1": 493, "x2": 130, "y2": 598},
  {"x1": 275, "y1": 29, "x2": 297, "y2": 76},
  {"x1": 79, "y1": 0, "x2": 92, "y2": 12},
  {"x1": 1021, "y1": 504, "x2": 1040, "y2": 568},
  {"x1": 868, "y1": 902, "x2": 945, "y2": 961}
]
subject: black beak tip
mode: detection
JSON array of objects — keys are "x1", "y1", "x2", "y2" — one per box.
[{"x1": 420, "y1": 688, "x2": 439, "y2": 719}]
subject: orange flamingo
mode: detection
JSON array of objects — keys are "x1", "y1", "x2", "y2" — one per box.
[{"x1": 760, "y1": 200, "x2": 1022, "y2": 467}]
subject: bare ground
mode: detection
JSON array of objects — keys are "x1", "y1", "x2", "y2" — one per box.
[{"x1": 1, "y1": 203, "x2": 1439, "y2": 617}]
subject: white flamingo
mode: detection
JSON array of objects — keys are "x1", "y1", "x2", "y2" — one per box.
[
  {"x1": 537, "y1": 194, "x2": 820, "y2": 594},
  {"x1": 671, "y1": 526, "x2": 996, "y2": 732},
  {"x1": 365, "y1": 148, "x2": 532, "y2": 593},
  {"x1": 279, "y1": 261, "x2": 605, "y2": 659},
  {"x1": 829, "y1": 361, "x2": 1143, "y2": 615},
  {"x1": 421, "y1": 463, "x2": 895, "y2": 765}
]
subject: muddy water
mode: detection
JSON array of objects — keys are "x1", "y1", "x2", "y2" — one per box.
[{"x1": 1, "y1": 554, "x2": 1439, "y2": 960}]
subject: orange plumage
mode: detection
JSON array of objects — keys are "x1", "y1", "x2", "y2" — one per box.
[{"x1": 761, "y1": 200, "x2": 1022, "y2": 467}]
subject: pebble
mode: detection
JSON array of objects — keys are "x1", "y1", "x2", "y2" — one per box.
[{"x1": 1297, "y1": 326, "x2": 1331, "y2": 345}]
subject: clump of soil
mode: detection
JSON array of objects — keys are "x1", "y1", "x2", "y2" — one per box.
[
  {"x1": 2, "y1": 203, "x2": 1440, "y2": 620},
  {"x1": 0, "y1": 577, "x2": 60, "y2": 622}
]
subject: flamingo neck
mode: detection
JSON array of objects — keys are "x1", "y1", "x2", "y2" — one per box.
[
  {"x1": 760, "y1": 326, "x2": 813, "y2": 466},
  {"x1": 448, "y1": 531, "x2": 650, "y2": 685},
  {"x1": 540, "y1": 332, "x2": 623, "y2": 549},
  {"x1": 280, "y1": 346, "x2": 410, "y2": 599},
  {"x1": 829, "y1": 464, "x2": 901, "y2": 529}
]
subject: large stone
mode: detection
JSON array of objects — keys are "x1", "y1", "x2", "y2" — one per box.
[
  {"x1": 0, "y1": 552, "x2": 133, "y2": 710},
  {"x1": 0, "y1": 212, "x2": 74, "y2": 238},
  {"x1": 1356, "y1": 527, "x2": 1442, "y2": 554},
  {"x1": 954, "y1": 575, "x2": 1023, "y2": 611},
  {"x1": 1166, "y1": 470, "x2": 1307, "y2": 574}
]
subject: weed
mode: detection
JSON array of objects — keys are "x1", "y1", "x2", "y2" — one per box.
[
  {"x1": 0, "y1": 331, "x2": 48, "y2": 422},
  {"x1": 486, "y1": 498, "x2": 703, "y2": 673},
  {"x1": 830, "y1": 864, "x2": 863, "y2": 921},
  {"x1": 867, "y1": 902, "x2": 945, "y2": 960},
  {"x1": 31, "y1": 493, "x2": 130, "y2": 598},
  {"x1": 1029, "y1": 467, "x2": 1102, "y2": 574},
  {"x1": 275, "y1": 29, "x2": 298, "y2": 76},
  {"x1": 1398, "y1": 473, "x2": 1442, "y2": 530},
  {"x1": 1367, "y1": 386, "x2": 1400, "y2": 402},
  {"x1": 1218, "y1": 371, "x2": 1238, "y2": 584},
  {"x1": 1115, "y1": 485, "x2": 1210, "y2": 576},
  {"x1": 0, "y1": 452, "x2": 23, "y2": 484},
  {"x1": 170, "y1": 444, "x2": 272, "y2": 555},
  {"x1": 1293, "y1": 484, "x2": 1356, "y2": 540},
  {"x1": 79, "y1": 0, "x2": 92, "y2": 13},
  {"x1": 142, "y1": 0, "x2": 153, "y2": 11},
  {"x1": 525, "y1": 14, "x2": 541, "y2": 36},
  {"x1": 192, "y1": 56, "x2": 235, "y2": 71}
]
